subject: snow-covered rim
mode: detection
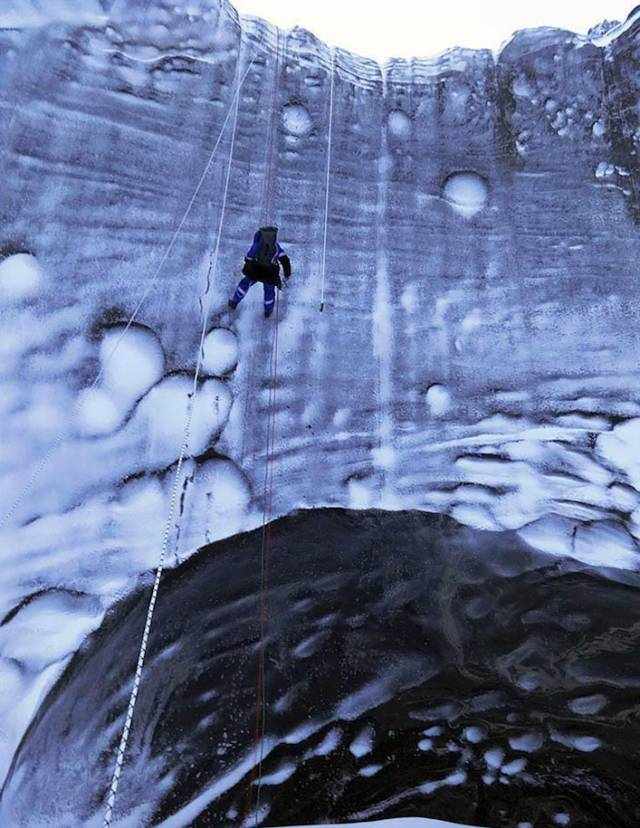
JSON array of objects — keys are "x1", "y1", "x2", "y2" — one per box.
[
  {"x1": 217, "y1": 0, "x2": 640, "y2": 74},
  {"x1": 587, "y1": 4, "x2": 640, "y2": 46},
  {"x1": 4, "y1": 1, "x2": 638, "y2": 92}
]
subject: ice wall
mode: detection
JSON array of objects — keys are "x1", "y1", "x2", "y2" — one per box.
[{"x1": 2, "y1": 0, "x2": 640, "y2": 790}]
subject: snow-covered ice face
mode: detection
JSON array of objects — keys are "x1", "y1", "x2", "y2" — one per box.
[{"x1": 2, "y1": 0, "x2": 640, "y2": 823}]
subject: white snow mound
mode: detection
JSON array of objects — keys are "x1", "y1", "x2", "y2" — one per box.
[{"x1": 443, "y1": 172, "x2": 488, "y2": 218}]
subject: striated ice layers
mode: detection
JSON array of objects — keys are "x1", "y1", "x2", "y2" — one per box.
[{"x1": 2, "y1": 0, "x2": 640, "y2": 804}]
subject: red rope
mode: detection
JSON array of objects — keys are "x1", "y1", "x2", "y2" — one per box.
[
  {"x1": 243, "y1": 289, "x2": 281, "y2": 824},
  {"x1": 256, "y1": 289, "x2": 280, "y2": 815}
]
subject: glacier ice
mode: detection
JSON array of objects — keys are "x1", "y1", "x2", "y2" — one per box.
[{"x1": 2, "y1": 0, "x2": 640, "y2": 823}]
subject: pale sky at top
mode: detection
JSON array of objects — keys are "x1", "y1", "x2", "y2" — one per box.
[{"x1": 231, "y1": 0, "x2": 634, "y2": 61}]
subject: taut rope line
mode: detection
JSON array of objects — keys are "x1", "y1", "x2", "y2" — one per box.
[
  {"x1": 248, "y1": 288, "x2": 281, "y2": 825},
  {"x1": 319, "y1": 46, "x2": 336, "y2": 313}
]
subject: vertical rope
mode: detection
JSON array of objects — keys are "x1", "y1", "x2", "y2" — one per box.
[
  {"x1": 319, "y1": 46, "x2": 336, "y2": 312},
  {"x1": 247, "y1": 42, "x2": 283, "y2": 817},
  {"x1": 239, "y1": 29, "x2": 280, "y2": 468},
  {"x1": 240, "y1": 35, "x2": 283, "y2": 824},
  {"x1": 255, "y1": 291, "x2": 280, "y2": 820},
  {"x1": 263, "y1": 27, "x2": 281, "y2": 224},
  {"x1": 102, "y1": 50, "x2": 248, "y2": 828},
  {"x1": 241, "y1": 288, "x2": 280, "y2": 825}
]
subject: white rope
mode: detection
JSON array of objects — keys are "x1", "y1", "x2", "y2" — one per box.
[
  {"x1": 319, "y1": 47, "x2": 336, "y2": 313},
  {"x1": 261, "y1": 27, "x2": 280, "y2": 224},
  {"x1": 0, "y1": 56, "x2": 256, "y2": 534},
  {"x1": 103, "y1": 54, "x2": 246, "y2": 828}
]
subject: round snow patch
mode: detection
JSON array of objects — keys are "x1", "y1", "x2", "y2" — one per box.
[
  {"x1": 425, "y1": 384, "x2": 452, "y2": 417},
  {"x1": 180, "y1": 456, "x2": 252, "y2": 544},
  {"x1": 202, "y1": 328, "x2": 239, "y2": 376},
  {"x1": 0, "y1": 253, "x2": 43, "y2": 303},
  {"x1": 463, "y1": 725, "x2": 487, "y2": 744},
  {"x1": 387, "y1": 109, "x2": 411, "y2": 140},
  {"x1": 282, "y1": 103, "x2": 312, "y2": 137},
  {"x1": 443, "y1": 171, "x2": 489, "y2": 218},
  {"x1": 99, "y1": 323, "x2": 165, "y2": 403},
  {"x1": 76, "y1": 388, "x2": 122, "y2": 436},
  {"x1": 137, "y1": 375, "x2": 233, "y2": 466}
]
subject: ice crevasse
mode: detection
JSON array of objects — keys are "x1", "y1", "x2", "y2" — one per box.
[{"x1": 2, "y1": 0, "x2": 640, "y2": 812}]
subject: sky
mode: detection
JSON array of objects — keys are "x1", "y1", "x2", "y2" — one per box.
[{"x1": 231, "y1": 0, "x2": 633, "y2": 61}]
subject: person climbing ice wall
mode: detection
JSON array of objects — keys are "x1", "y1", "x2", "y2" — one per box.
[{"x1": 228, "y1": 226, "x2": 292, "y2": 318}]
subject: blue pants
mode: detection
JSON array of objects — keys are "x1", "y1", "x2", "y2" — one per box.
[{"x1": 231, "y1": 277, "x2": 276, "y2": 317}]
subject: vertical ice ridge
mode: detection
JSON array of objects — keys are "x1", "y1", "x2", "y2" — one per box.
[
  {"x1": 373, "y1": 62, "x2": 396, "y2": 503},
  {"x1": 602, "y1": 23, "x2": 640, "y2": 219}
]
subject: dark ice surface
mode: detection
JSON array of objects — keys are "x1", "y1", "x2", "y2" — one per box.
[{"x1": 3, "y1": 509, "x2": 640, "y2": 827}]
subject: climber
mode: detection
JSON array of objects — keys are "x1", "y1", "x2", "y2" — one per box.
[{"x1": 228, "y1": 226, "x2": 292, "y2": 318}]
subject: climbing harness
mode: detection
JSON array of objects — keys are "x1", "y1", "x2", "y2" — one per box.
[
  {"x1": 319, "y1": 47, "x2": 336, "y2": 313},
  {"x1": 103, "y1": 49, "x2": 250, "y2": 828}
]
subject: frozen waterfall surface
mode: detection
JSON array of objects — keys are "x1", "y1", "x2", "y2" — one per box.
[{"x1": 2, "y1": 0, "x2": 640, "y2": 825}]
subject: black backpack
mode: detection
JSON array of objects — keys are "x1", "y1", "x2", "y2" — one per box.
[{"x1": 255, "y1": 226, "x2": 278, "y2": 267}]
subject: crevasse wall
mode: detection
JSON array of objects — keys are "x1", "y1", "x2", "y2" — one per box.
[{"x1": 1, "y1": 0, "x2": 640, "y2": 785}]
